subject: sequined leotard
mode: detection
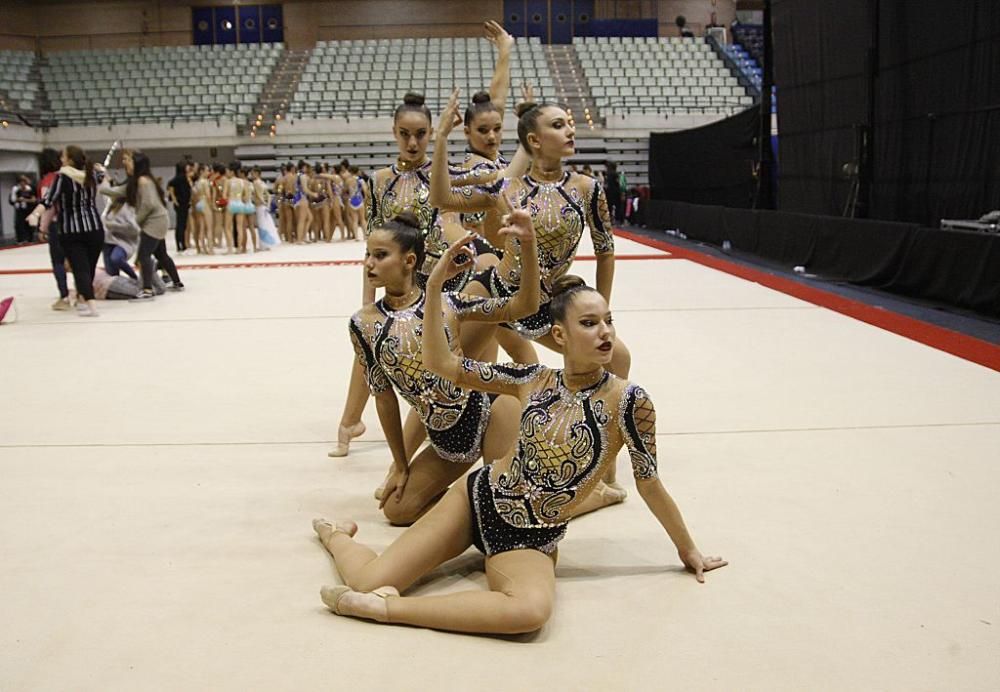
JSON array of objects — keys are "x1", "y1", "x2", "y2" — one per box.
[
  {"x1": 472, "y1": 172, "x2": 614, "y2": 338},
  {"x1": 367, "y1": 162, "x2": 471, "y2": 292},
  {"x1": 349, "y1": 291, "x2": 522, "y2": 464},
  {"x1": 453, "y1": 150, "x2": 510, "y2": 252},
  {"x1": 451, "y1": 359, "x2": 658, "y2": 556}
]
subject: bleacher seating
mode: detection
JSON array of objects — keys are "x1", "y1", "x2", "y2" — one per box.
[
  {"x1": 42, "y1": 43, "x2": 282, "y2": 126},
  {"x1": 574, "y1": 36, "x2": 753, "y2": 116},
  {"x1": 0, "y1": 50, "x2": 40, "y2": 114},
  {"x1": 732, "y1": 24, "x2": 764, "y2": 65},
  {"x1": 288, "y1": 36, "x2": 554, "y2": 120},
  {"x1": 723, "y1": 27, "x2": 776, "y2": 113}
]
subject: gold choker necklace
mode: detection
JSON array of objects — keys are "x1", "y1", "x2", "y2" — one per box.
[
  {"x1": 396, "y1": 157, "x2": 427, "y2": 172},
  {"x1": 530, "y1": 167, "x2": 563, "y2": 184},
  {"x1": 562, "y1": 368, "x2": 606, "y2": 393},
  {"x1": 384, "y1": 287, "x2": 421, "y2": 310}
]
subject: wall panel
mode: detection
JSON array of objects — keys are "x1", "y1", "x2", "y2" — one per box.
[{"x1": 5, "y1": 0, "x2": 507, "y2": 52}]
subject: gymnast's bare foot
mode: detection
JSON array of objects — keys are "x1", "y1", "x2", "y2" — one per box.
[
  {"x1": 328, "y1": 421, "x2": 366, "y2": 458},
  {"x1": 321, "y1": 584, "x2": 398, "y2": 622},
  {"x1": 313, "y1": 518, "x2": 358, "y2": 551}
]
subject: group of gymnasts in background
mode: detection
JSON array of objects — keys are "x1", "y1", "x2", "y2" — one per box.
[
  {"x1": 177, "y1": 161, "x2": 279, "y2": 255},
  {"x1": 312, "y1": 20, "x2": 726, "y2": 637},
  {"x1": 273, "y1": 160, "x2": 368, "y2": 245}
]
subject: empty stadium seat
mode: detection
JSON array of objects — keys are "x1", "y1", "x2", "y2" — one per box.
[
  {"x1": 575, "y1": 36, "x2": 751, "y2": 117},
  {"x1": 288, "y1": 37, "x2": 553, "y2": 120},
  {"x1": 40, "y1": 43, "x2": 283, "y2": 126}
]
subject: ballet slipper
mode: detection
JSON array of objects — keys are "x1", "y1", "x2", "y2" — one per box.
[
  {"x1": 320, "y1": 585, "x2": 398, "y2": 622},
  {"x1": 327, "y1": 421, "x2": 366, "y2": 458},
  {"x1": 594, "y1": 480, "x2": 627, "y2": 506},
  {"x1": 312, "y1": 518, "x2": 358, "y2": 549}
]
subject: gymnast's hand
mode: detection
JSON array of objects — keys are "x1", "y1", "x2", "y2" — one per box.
[
  {"x1": 497, "y1": 207, "x2": 535, "y2": 245},
  {"x1": 484, "y1": 20, "x2": 514, "y2": 54},
  {"x1": 428, "y1": 232, "x2": 478, "y2": 286},
  {"x1": 679, "y1": 548, "x2": 728, "y2": 583},
  {"x1": 519, "y1": 82, "x2": 535, "y2": 106},
  {"x1": 379, "y1": 466, "x2": 409, "y2": 509},
  {"x1": 436, "y1": 88, "x2": 463, "y2": 140}
]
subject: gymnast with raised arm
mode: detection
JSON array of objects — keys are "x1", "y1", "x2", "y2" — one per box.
[
  {"x1": 431, "y1": 90, "x2": 633, "y2": 488},
  {"x1": 330, "y1": 21, "x2": 530, "y2": 459},
  {"x1": 313, "y1": 235, "x2": 727, "y2": 635}
]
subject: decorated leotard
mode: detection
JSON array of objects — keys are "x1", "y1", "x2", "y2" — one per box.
[
  {"x1": 348, "y1": 291, "x2": 523, "y2": 464},
  {"x1": 453, "y1": 359, "x2": 658, "y2": 556},
  {"x1": 451, "y1": 150, "x2": 510, "y2": 259},
  {"x1": 472, "y1": 172, "x2": 614, "y2": 338},
  {"x1": 367, "y1": 161, "x2": 471, "y2": 292}
]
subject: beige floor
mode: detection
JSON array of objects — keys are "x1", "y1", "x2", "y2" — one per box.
[{"x1": 1, "y1": 234, "x2": 998, "y2": 691}]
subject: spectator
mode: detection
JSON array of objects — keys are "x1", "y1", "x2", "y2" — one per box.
[
  {"x1": 92, "y1": 266, "x2": 165, "y2": 300},
  {"x1": 605, "y1": 161, "x2": 627, "y2": 225},
  {"x1": 38, "y1": 146, "x2": 105, "y2": 317},
  {"x1": 100, "y1": 149, "x2": 184, "y2": 300},
  {"x1": 9, "y1": 175, "x2": 37, "y2": 244},
  {"x1": 36, "y1": 148, "x2": 72, "y2": 310},
  {"x1": 676, "y1": 15, "x2": 695, "y2": 38},
  {"x1": 166, "y1": 160, "x2": 192, "y2": 253},
  {"x1": 100, "y1": 197, "x2": 140, "y2": 279}
]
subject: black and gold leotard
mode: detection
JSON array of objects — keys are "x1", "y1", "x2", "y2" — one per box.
[
  {"x1": 453, "y1": 150, "x2": 509, "y2": 233},
  {"x1": 454, "y1": 359, "x2": 658, "y2": 556},
  {"x1": 367, "y1": 161, "x2": 471, "y2": 292},
  {"x1": 473, "y1": 171, "x2": 615, "y2": 338},
  {"x1": 348, "y1": 291, "x2": 521, "y2": 464}
]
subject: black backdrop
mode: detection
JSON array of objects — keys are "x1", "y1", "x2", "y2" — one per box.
[
  {"x1": 772, "y1": 0, "x2": 1000, "y2": 224},
  {"x1": 648, "y1": 106, "x2": 759, "y2": 208}
]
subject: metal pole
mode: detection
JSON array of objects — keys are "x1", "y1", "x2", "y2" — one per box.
[{"x1": 753, "y1": 0, "x2": 775, "y2": 209}]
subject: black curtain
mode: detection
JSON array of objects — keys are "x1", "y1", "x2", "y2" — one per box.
[
  {"x1": 771, "y1": 0, "x2": 870, "y2": 217},
  {"x1": 772, "y1": 0, "x2": 1000, "y2": 223},
  {"x1": 642, "y1": 199, "x2": 1000, "y2": 317},
  {"x1": 873, "y1": 2, "x2": 1000, "y2": 225},
  {"x1": 648, "y1": 106, "x2": 759, "y2": 208}
]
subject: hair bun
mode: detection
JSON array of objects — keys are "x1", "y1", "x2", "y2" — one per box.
[
  {"x1": 403, "y1": 92, "x2": 426, "y2": 106},
  {"x1": 551, "y1": 274, "x2": 587, "y2": 297},
  {"x1": 393, "y1": 211, "x2": 421, "y2": 230},
  {"x1": 471, "y1": 91, "x2": 492, "y2": 105},
  {"x1": 515, "y1": 101, "x2": 538, "y2": 118}
]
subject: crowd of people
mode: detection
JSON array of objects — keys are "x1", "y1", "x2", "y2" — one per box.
[{"x1": 11, "y1": 148, "x2": 378, "y2": 316}]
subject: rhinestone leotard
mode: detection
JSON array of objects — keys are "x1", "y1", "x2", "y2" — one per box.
[
  {"x1": 453, "y1": 151, "x2": 509, "y2": 232},
  {"x1": 471, "y1": 172, "x2": 614, "y2": 338},
  {"x1": 456, "y1": 359, "x2": 658, "y2": 556},
  {"x1": 349, "y1": 291, "x2": 522, "y2": 464},
  {"x1": 367, "y1": 162, "x2": 471, "y2": 292}
]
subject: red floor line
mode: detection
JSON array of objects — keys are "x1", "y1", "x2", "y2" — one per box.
[
  {"x1": 0, "y1": 241, "x2": 46, "y2": 252},
  {"x1": 614, "y1": 228, "x2": 1000, "y2": 372},
  {"x1": 0, "y1": 253, "x2": 676, "y2": 276}
]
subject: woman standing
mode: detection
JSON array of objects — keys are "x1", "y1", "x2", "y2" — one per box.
[
  {"x1": 312, "y1": 238, "x2": 726, "y2": 634},
  {"x1": 101, "y1": 150, "x2": 184, "y2": 300},
  {"x1": 293, "y1": 160, "x2": 314, "y2": 244},
  {"x1": 38, "y1": 146, "x2": 104, "y2": 317},
  {"x1": 166, "y1": 160, "x2": 191, "y2": 254},
  {"x1": 34, "y1": 148, "x2": 72, "y2": 310},
  {"x1": 191, "y1": 164, "x2": 214, "y2": 254},
  {"x1": 249, "y1": 167, "x2": 279, "y2": 249}
]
